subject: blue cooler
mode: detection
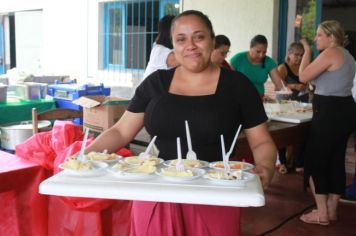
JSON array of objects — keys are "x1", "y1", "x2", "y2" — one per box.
[{"x1": 47, "y1": 83, "x2": 111, "y2": 124}]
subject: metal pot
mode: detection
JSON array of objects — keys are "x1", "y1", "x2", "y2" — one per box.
[{"x1": 0, "y1": 120, "x2": 51, "y2": 150}]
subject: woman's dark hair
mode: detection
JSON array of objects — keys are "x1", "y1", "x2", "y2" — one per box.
[
  {"x1": 215, "y1": 35, "x2": 231, "y2": 49},
  {"x1": 250, "y1": 34, "x2": 268, "y2": 68},
  {"x1": 250, "y1": 34, "x2": 268, "y2": 48},
  {"x1": 171, "y1": 10, "x2": 215, "y2": 38},
  {"x1": 156, "y1": 15, "x2": 175, "y2": 49}
]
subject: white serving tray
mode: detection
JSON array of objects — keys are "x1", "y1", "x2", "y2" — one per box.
[
  {"x1": 269, "y1": 112, "x2": 312, "y2": 123},
  {"x1": 39, "y1": 171, "x2": 265, "y2": 207}
]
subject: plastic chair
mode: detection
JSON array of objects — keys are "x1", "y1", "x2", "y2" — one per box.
[{"x1": 32, "y1": 107, "x2": 83, "y2": 134}]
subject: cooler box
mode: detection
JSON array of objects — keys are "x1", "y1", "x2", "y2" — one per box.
[{"x1": 47, "y1": 83, "x2": 111, "y2": 124}]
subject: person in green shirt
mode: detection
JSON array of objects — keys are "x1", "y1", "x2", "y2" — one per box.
[{"x1": 230, "y1": 34, "x2": 285, "y2": 96}]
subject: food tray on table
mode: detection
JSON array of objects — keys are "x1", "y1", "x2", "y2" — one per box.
[
  {"x1": 40, "y1": 165, "x2": 265, "y2": 207},
  {"x1": 264, "y1": 102, "x2": 313, "y2": 123}
]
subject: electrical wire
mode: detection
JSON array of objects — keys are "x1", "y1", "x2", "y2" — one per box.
[{"x1": 257, "y1": 204, "x2": 316, "y2": 236}]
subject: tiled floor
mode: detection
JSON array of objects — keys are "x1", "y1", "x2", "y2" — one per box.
[{"x1": 241, "y1": 136, "x2": 356, "y2": 236}]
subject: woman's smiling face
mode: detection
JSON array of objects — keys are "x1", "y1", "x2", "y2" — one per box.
[{"x1": 171, "y1": 15, "x2": 214, "y2": 72}]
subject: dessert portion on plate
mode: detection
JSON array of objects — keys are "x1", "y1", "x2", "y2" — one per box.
[
  {"x1": 112, "y1": 162, "x2": 130, "y2": 171},
  {"x1": 123, "y1": 155, "x2": 163, "y2": 166},
  {"x1": 61, "y1": 158, "x2": 94, "y2": 170},
  {"x1": 205, "y1": 170, "x2": 243, "y2": 180},
  {"x1": 156, "y1": 167, "x2": 206, "y2": 182},
  {"x1": 110, "y1": 155, "x2": 161, "y2": 178},
  {"x1": 59, "y1": 158, "x2": 109, "y2": 177},
  {"x1": 160, "y1": 167, "x2": 196, "y2": 177},
  {"x1": 165, "y1": 159, "x2": 209, "y2": 168},
  {"x1": 204, "y1": 170, "x2": 255, "y2": 186},
  {"x1": 209, "y1": 161, "x2": 254, "y2": 171},
  {"x1": 125, "y1": 165, "x2": 157, "y2": 174},
  {"x1": 86, "y1": 151, "x2": 121, "y2": 162}
]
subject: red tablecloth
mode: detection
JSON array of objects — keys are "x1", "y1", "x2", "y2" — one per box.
[
  {"x1": 0, "y1": 151, "x2": 131, "y2": 236},
  {"x1": 0, "y1": 151, "x2": 50, "y2": 236}
]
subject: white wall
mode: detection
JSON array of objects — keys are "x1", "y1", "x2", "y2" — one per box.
[
  {"x1": 41, "y1": 0, "x2": 89, "y2": 80},
  {"x1": 182, "y1": 0, "x2": 280, "y2": 61},
  {"x1": 15, "y1": 11, "x2": 43, "y2": 73},
  {"x1": 0, "y1": 0, "x2": 44, "y2": 13},
  {"x1": 0, "y1": 0, "x2": 280, "y2": 92}
]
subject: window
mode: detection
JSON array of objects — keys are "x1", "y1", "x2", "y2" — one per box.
[
  {"x1": 277, "y1": 0, "x2": 321, "y2": 63},
  {"x1": 102, "y1": 0, "x2": 179, "y2": 71}
]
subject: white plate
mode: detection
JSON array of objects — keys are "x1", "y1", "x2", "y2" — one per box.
[
  {"x1": 89, "y1": 155, "x2": 123, "y2": 164},
  {"x1": 123, "y1": 156, "x2": 164, "y2": 166},
  {"x1": 163, "y1": 159, "x2": 210, "y2": 168},
  {"x1": 209, "y1": 161, "x2": 254, "y2": 171},
  {"x1": 59, "y1": 161, "x2": 108, "y2": 177},
  {"x1": 205, "y1": 171, "x2": 255, "y2": 186},
  {"x1": 155, "y1": 167, "x2": 206, "y2": 182},
  {"x1": 108, "y1": 166, "x2": 156, "y2": 180}
]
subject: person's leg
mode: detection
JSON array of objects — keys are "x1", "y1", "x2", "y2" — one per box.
[
  {"x1": 278, "y1": 148, "x2": 287, "y2": 174},
  {"x1": 293, "y1": 142, "x2": 306, "y2": 172},
  {"x1": 300, "y1": 177, "x2": 329, "y2": 225},
  {"x1": 327, "y1": 194, "x2": 339, "y2": 221}
]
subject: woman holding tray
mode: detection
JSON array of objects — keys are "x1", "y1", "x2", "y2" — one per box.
[{"x1": 86, "y1": 10, "x2": 277, "y2": 236}]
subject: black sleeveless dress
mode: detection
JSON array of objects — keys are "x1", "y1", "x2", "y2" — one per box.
[{"x1": 284, "y1": 63, "x2": 309, "y2": 102}]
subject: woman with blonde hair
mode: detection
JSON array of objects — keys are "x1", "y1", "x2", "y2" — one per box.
[{"x1": 299, "y1": 20, "x2": 356, "y2": 225}]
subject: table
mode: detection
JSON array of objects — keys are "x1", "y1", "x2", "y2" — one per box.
[
  {"x1": 0, "y1": 151, "x2": 131, "y2": 236},
  {"x1": 0, "y1": 151, "x2": 50, "y2": 236},
  {"x1": 235, "y1": 121, "x2": 310, "y2": 157},
  {"x1": 0, "y1": 98, "x2": 55, "y2": 125},
  {"x1": 39, "y1": 170, "x2": 265, "y2": 207}
]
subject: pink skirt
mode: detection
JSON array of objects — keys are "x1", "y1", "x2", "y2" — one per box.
[{"x1": 130, "y1": 201, "x2": 240, "y2": 236}]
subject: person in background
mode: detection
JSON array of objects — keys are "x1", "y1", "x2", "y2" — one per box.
[
  {"x1": 85, "y1": 10, "x2": 277, "y2": 235},
  {"x1": 276, "y1": 42, "x2": 307, "y2": 174},
  {"x1": 340, "y1": 71, "x2": 356, "y2": 204},
  {"x1": 278, "y1": 42, "x2": 308, "y2": 102},
  {"x1": 211, "y1": 34, "x2": 233, "y2": 70},
  {"x1": 230, "y1": 34, "x2": 287, "y2": 97},
  {"x1": 143, "y1": 15, "x2": 179, "y2": 79},
  {"x1": 299, "y1": 20, "x2": 356, "y2": 225},
  {"x1": 229, "y1": 34, "x2": 288, "y2": 165}
]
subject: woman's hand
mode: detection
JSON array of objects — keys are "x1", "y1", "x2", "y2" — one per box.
[
  {"x1": 254, "y1": 164, "x2": 275, "y2": 189},
  {"x1": 244, "y1": 123, "x2": 277, "y2": 189},
  {"x1": 293, "y1": 83, "x2": 307, "y2": 91},
  {"x1": 299, "y1": 38, "x2": 311, "y2": 52}
]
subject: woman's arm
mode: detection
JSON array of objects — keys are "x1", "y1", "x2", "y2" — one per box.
[
  {"x1": 269, "y1": 68, "x2": 285, "y2": 91},
  {"x1": 245, "y1": 123, "x2": 277, "y2": 189},
  {"x1": 85, "y1": 111, "x2": 144, "y2": 154},
  {"x1": 277, "y1": 64, "x2": 287, "y2": 80},
  {"x1": 299, "y1": 38, "x2": 342, "y2": 83}
]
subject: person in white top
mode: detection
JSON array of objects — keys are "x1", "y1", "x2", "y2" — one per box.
[{"x1": 143, "y1": 15, "x2": 179, "y2": 79}]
